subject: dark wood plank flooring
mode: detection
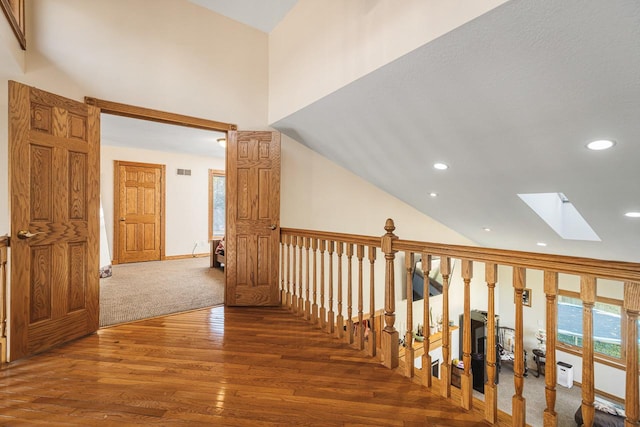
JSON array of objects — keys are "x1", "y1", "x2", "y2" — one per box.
[{"x1": 0, "y1": 306, "x2": 500, "y2": 426}]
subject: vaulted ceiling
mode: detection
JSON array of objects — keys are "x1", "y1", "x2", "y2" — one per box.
[{"x1": 106, "y1": 1, "x2": 640, "y2": 263}]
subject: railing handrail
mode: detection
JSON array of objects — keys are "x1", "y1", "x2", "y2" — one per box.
[{"x1": 282, "y1": 227, "x2": 640, "y2": 282}]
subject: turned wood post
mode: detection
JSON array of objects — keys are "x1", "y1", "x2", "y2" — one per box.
[
  {"x1": 304, "y1": 237, "x2": 311, "y2": 320},
  {"x1": 422, "y1": 253, "x2": 432, "y2": 388},
  {"x1": 327, "y1": 241, "x2": 335, "y2": 334},
  {"x1": 405, "y1": 251, "x2": 415, "y2": 378},
  {"x1": 280, "y1": 234, "x2": 286, "y2": 305},
  {"x1": 0, "y1": 239, "x2": 7, "y2": 363},
  {"x1": 319, "y1": 240, "x2": 326, "y2": 329},
  {"x1": 357, "y1": 244, "x2": 365, "y2": 350},
  {"x1": 381, "y1": 219, "x2": 399, "y2": 369},
  {"x1": 336, "y1": 241, "x2": 345, "y2": 339},
  {"x1": 461, "y1": 259, "x2": 473, "y2": 410},
  {"x1": 485, "y1": 263, "x2": 498, "y2": 424},
  {"x1": 368, "y1": 246, "x2": 377, "y2": 357},
  {"x1": 624, "y1": 281, "x2": 640, "y2": 427},
  {"x1": 512, "y1": 267, "x2": 526, "y2": 427},
  {"x1": 298, "y1": 236, "x2": 304, "y2": 315},
  {"x1": 440, "y1": 256, "x2": 452, "y2": 398},
  {"x1": 291, "y1": 236, "x2": 298, "y2": 312},
  {"x1": 581, "y1": 276, "x2": 596, "y2": 427},
  {"x1": 346, "y1": 243, "x2": 355, "y2": 345},
  {"x1": 544, "y1": 271, "x2": 558, "y2": 427},
  {"x1": 286, "y1": 235, "x2": 292, "y2": 309},
  {"x1": 311, "y1": 238, "x2": 319, "y2": 324}
]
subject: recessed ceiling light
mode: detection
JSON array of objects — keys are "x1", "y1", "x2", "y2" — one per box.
[
  {"x1": 217, "y1": 138, "x2": 227, "y2": 148},
  {"x1": 537, "y1": 242, "x2": 547, "y2": 247},
  {"x1": 625, "y1": 212, "x2": 640, "y2": 218},
  {"x1": 433, "y1": 162, "x2": 448, "y2": 170},
  {"x1": 429, "y1": 192, "x2": 438, "y2": 197},
  {"x1": 586, "y1": 139, "x2": 615, "y2": 150},
  {"x1": 483, "y1": 227, "x2": 491, "y2": 232}
]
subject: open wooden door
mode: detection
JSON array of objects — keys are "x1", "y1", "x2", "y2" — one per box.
[
  {"x1": 225, "y1": 131, "x2": 280, "y2": 306},
  {"x1": 9, "y1": 81, "x2": 100, "y2": 361}
]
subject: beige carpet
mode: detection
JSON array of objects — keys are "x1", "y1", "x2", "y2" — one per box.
[{"x1": 99, "y1": 257, "x2": 225, "y2": 327}]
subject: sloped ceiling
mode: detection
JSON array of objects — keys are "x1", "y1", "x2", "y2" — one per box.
[
  {"x1": 272, "y1": 0, "x2": 640, "y2": 262},
  {"x1": 189, "y1": 0, "x2": 299, "y2": 33}
]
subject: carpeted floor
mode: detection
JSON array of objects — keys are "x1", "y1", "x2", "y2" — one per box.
[
  {"x1": 473, "y1": 363, "x2": 582, "y2": 427},
  {"x1": 99, "y1": 257, "x2": 225, "y2": 327}
]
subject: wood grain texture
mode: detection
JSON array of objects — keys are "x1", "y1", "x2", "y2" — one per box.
[
  {"x1": 580, "y1": 276, "x2": 596, "y2": 427},
  {"x1": 381, "y1": 219, "x2": 399, "y2": 369},
  {"x1": 485, "y1": 262, "x2": 498, "y2": 424},
  {"x1": 0, "y1": 307, "x2": 499, "y2": 426},
  {"x1": 624, "y1": 282, "x2": 639, "y2": 427},
  {"x1": 512, "y1": 267, "x2": 526, "y2": 427},
  {"x1": 0, "y1": 0, "x2": 25, "y2": 49},
  {"x1": 544, "y1": 271, "x2": 559, "y2": 427},
  {"x1": 461, "y1": 259, "x2": 473, "y2": 410},
  {"x1": 0, "y1": 237, "x2": 8, "y2": 363},
  {"x1": 9, "y1": 81, "x2": 100, "y2": 361}
]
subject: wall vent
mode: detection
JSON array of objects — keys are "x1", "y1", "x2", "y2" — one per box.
[{"x1": 177, "y1": 169, "x2": 192, "y2": 176}]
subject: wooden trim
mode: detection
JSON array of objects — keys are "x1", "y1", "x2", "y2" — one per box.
[
  {"x1": 0, "y1": 0, "x2": 25, "y2": 50},
  {"x1": 113, "y1": 161, "x2": 166, "y2": 264},
  {"x1": 84, "y1": 97, "x2": 237, "y2": 132},
  {"x1": 0, "y1": 236, "x2": 8, "y2": 363},
  {"x1": 164, "y1": 253, "x2": 208, "y2": 261}
]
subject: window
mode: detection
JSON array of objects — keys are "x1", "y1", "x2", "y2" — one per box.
[
  {"x1": 208, "y1": 170, "x2": 225, "y2": 240},
  {"x1": 557, "y1": 291, "x2": 623, "y2": 362}
]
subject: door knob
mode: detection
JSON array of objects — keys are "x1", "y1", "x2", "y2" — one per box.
[
  {"x1": 270, "y1": 224, "x2": 277, "y2": 230},
  {"x1": 17, "y1": 230, "x2": 44, "y2": 240},
  {"x1": 119, "y1": 217, "x2": 126, "y2": 222}
]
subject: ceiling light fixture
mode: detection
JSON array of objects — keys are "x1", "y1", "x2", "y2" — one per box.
[
  {"x1": 483, "y1": 227, "x2": 491, "y2": 232},
  {"x1": 537, "y1": 242, "x2": 547, "y2": 247},
  {"x1": 429, "y1": 192, "x2": 438, "y2": 197},
  {"x1": 586, "y1": 139, "x2": 615, "y2": 150},
  {"x1": 625, "y1": 212, "x2": 640, "y2": 218},
  {"x1": 433, "y1": 162, "x2": 448, "y2": 170},
  {"x1": 217, "y1": 138, "x2": 227, "y2": 148}
]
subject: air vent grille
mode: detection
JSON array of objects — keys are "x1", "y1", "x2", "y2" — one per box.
[{"x1": 177, "y1": 169, "x2": 192, "y2": 176}]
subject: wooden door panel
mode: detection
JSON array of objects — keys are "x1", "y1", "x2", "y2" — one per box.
[
  {"x1": 115, "y1": 162, "x2": 164, "y2": 264},
  {"x1": 226, "y1": 131, "x2": 280, "y2": 306},
  {"x1": 10, "y1": 81, "x2": 100, "y2": 361}
]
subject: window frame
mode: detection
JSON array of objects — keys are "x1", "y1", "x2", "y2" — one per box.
[
  {"x1": 208, "y1": 169, "x2": 225, "y2": 241},
  {"x1": 557, "y1": 289, "x2": 626, "y2": 369},
  {"x1": 0, "y1": 0, "x2": 26, "y2": 49}
]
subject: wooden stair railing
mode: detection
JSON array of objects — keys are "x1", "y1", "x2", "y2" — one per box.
[
  {"x1": 0, "y1": 236, "x2": 8, "y2": 364},
  {"x1": 280, "y1": 219, "x2": 640, "y2": 427}
]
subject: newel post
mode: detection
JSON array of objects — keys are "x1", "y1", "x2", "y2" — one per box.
[
  {"x1": 381, "y1": 218, "x2": 399, "y2": 369},
  {"x1": 624, "y1": 281, "x2": 640, "y2": 427}
]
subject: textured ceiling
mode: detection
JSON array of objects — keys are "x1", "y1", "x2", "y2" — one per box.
[
  {"x1": 189, "y1": 0, "x2": 299, "y2": 33},
  {"x1": 272, "y1": 0, "x2": 640, "y2": 262}
]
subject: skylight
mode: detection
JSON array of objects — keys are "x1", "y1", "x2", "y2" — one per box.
[{"x1": 518, "y1": 193, "x2": 601, "y2": 241}]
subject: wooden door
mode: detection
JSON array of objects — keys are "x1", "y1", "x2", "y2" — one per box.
[
  {"x1": 226, "y1": 131, "x2": 281, "y2": 306},
  {"x1": 113, "y1": 161, "x2": 164, "y2": 264},
  {"x1": 9, "y1": 81, "x2": 100, "y2": 361}
]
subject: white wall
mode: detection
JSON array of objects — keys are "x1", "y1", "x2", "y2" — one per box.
[
  {"x1": 269, "y1": 0, "x2": 508, "y2": 122},
  {"x1": 101, "y1": 144, "x2": 224, "y2": 258}
]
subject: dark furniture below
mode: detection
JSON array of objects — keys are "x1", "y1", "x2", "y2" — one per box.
[
  {"x1": 574, "y1": 405, "x2": 625, "y2": 427},
  {"x1": 532, "y1": 348, "x2": 545, "y2": 377},
  {"x1": 210, "y1": 239, "x2": 225, "y2": 269},
  {"x1": 451, "y1": 363, "x2": 463, "y2": 389}
]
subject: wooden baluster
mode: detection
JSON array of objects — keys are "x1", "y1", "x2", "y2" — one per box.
[
  {"x1": 422, "y1": 253, "x2": 432, "y2": 388},
  {"x1": 356, "y1": 244, "x2": 365, "y2": 351},
  {"x1": 512, "y1": 267, "x2": 526, "y2": 427},
  {"x1": 0, "y1": 238, "x2": 7, "y2": 363},
  {"x1": 298, "y1": 236, "x2": 304, "y2": 316},
  {"x1": 311, "y1": 238, "x2": 319, "y2": 325},
  {"x1": 305, "y1": 237, "x2": 311, "y2": 320},
  {"x1": 440, "y1": 256, "x2": 452, "y2": 398},
  {"x1": 280, "y1": 234, "x2": 286, "y2": 305},
  {"x1": 580, "y1": 276, "x2": 596, "y2": 427},
  {"x1": 381, "y1": 219, "x2": 399, "y2": 369},
  {"x1": 624, "y1": 281, "x2": 640, "y2": 427},
  {"x1": 404, "y1": 251, "x2": 415, "y2": 378},
  {"x1": 291, "y1": 236, "x2": 298, "y2": 312},
  {"x1": 345, "y1": 243, "x2": 354, "y2": 345},
  {"x1": 544, "y1": 271, "x2": 558, "y2": 427},
  {"x1": 461, "y1": 259, "x2": 473, "y2": 410},
  {"x1": 327, "y1": 241, "x2": 335, "y2": 334},
  {"x1": 485, "y1": 263, "x2": 498, "y2": 424},
  {"x1": 368, "y1": 246, "x2": 377, "y2": 357},
  {"x1": 336, "y1": 241, "x2": 345, "y2": 339},
  {"x1": 319, "y1": 240, "x2": 326, "y2": 329},
  {"x1": 286, "y1": 235, "x2": 292, "y2": 309}
]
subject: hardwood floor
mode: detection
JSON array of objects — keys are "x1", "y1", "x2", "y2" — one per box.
[{"x1": 0, "y1": 306, "x2": 500, "y2": 426}]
